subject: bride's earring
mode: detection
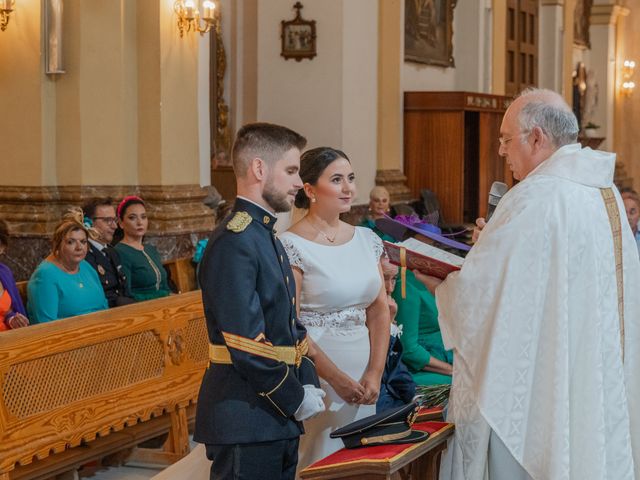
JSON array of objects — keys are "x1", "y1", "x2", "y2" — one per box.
[{"x1": 311, "y1": 198, "x2": 317, "y2": 203}]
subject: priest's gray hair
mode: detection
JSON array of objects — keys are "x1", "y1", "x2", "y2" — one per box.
[{"x1": 517, "y1": 88, "x2": 579, "y2": 148}]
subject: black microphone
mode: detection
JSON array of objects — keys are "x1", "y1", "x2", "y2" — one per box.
[{"x1": 486, "y1": 181, "x2": 508, "y2": 221}]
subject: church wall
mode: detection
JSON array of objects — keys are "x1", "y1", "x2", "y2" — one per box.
[
  {"x1": 255, "y1": 0, "x2": 378, "y2": 204},
  {"x1": 614, "y1": 1, "x2": 640, "y2": 188},
  {"x1": 401, "y1": 0, "x2": 491, "y2": 94},
  {"x1": 0, "y1": 0, "x2": 214, "y2": 279},
  {"x1": 0, "y1": 0, "x2": 46, "y2": 186}
]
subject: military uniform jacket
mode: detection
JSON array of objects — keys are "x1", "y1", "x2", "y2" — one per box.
[
  {"x1": 194, "y1": 197, "x2": 319, "y2": 445},
  {"x1": 85, "y1": 242, "x2": 131, "y2": 308}
]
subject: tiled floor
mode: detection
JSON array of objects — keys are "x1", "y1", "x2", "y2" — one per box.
[
  {"x1": 79, "y1": 465, "x2": 162, "y2": 480},
  {"x1": 76, "y1": 439, "x2": 200, "y2": 480}
]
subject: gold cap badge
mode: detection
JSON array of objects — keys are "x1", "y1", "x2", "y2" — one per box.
[{"x1": 227, "y1": 211, "x2": 252, "y2": 233}]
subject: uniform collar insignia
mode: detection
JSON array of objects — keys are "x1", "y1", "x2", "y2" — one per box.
[{"x1": 233, "y1": 198, "x2": 277, "y2": 231}]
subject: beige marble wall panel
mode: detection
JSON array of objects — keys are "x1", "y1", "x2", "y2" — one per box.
[
  {"x1": 158, "y1": 0, "x2": 201, "y2": 185},
  {"x1": 0, "y1": 0, "x2": 45, "y2": 186}
]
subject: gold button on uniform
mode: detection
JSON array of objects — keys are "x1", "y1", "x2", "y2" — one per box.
[
  {"x1": 286, "y1": 276, "x2": 290, "y2": 285},
  {"x1": 292, "y1": 297, "x2": 296, "y2": 306},
  {"x1": 280, "y1": 255, "x2": 284, "y2": 263},
  {"x1": 263, "y1": 216, "x2": 271, "y2": 224}
]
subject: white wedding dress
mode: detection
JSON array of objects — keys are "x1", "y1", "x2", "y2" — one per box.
[{"x1": 280, "y1": 226, "x2": 384, "y2": 472}]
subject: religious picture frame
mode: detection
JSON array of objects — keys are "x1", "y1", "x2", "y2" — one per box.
[
  {"x1": 573, "y1": 0, "x2": 592, "y2": 49},
  {"x1": 404, "y1": 0, "x2": 456, "y2": 67},
  {"x1": 281, "y1": 2, "x2": 316, "y2": 62}
]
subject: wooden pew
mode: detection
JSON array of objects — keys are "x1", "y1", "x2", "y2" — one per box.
[
  {"x1": 15, "y1": 281, "x2": 27, "y2": 306},
  {"x1": 163, "y1": 257, "x2": 197, "y2": 294},
  {"x1": 0, "y1": 291, "x2": 208, "y2": 480},
  {"x1": 300, "y1": 421, "x2": 454, "y2": 480},
  {"x1": 14, "y1": 255, "x2": 197, "y2": 308}
]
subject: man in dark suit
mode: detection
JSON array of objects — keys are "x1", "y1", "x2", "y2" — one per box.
[
  {"x1": 195, "y1": 123, "x2": 325, "y2": 480},
  {"x1": 82, "y1": 198, "x2": 134, "y2": 307}
]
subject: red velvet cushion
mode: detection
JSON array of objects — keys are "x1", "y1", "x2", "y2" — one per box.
[{"x1": 303, "y1": 421, "x2": 452, "y2": 471}]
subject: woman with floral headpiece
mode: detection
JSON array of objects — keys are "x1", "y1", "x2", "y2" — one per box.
[
  {"x1": 114, "y1": 196, "x2": 171, "y2": 301},
  {"x1": 27, "y1": 208, "x2": 108, "y2": 323}
]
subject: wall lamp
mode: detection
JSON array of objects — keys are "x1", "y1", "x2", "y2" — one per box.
[
  {"x1": 174, "y1": 0, "x2": 218, "y2": 37},
  {"x1": 621, "y1": 60, "x2": 636, "y2": 96},
  {"x1": 1, "y1": 0, "x2": 15, "y2": 32}
]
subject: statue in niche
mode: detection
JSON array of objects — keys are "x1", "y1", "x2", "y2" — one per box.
[
  {"x1": 574, "y1": 0, "x2": 592, "y2": 49},
  {"x1": 572, "y1": 62, "x2": 599, "y2": 131}
]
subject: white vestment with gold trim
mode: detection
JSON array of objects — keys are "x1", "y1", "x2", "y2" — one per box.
[{"x1": 437, "y1": 144, "x2": 640, "y2": 480}]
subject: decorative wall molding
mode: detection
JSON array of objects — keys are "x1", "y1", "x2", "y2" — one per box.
[
  {"x1": 0, "y1": 185, "x2": 214, "y2": 280},
  {"x1": 375, "y1": 169, "x2": 412, "y2": 203},
  {"x1": 590, "y1": 4, "x2": 629, "y2": 26},
  {"x1": 0, "y1": 185, "x2": 214, "y2": 237}
]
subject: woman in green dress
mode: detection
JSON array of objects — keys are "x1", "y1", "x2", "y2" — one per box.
[
  {"x1": 392, "y1": 271, "x2": 453, "y2": 385},
  {"x1": 360, "y1": 194, "x2": 454, "y2": 386},
  {"x1": 114, "y1": 196, "x2": 171, "y2": 301}
]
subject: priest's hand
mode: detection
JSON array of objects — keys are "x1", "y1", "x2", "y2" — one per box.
[
  {"x1": 412, "y1": 271, "x2": 443, "y2": 294},
  {"x1": 472, "y1": 217, "x2": 486, "y2": 243}
]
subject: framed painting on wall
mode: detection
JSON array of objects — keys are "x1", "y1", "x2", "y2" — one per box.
[
  {"x1": 281, "y1": 2, "x2": 316, "y2": 61},
  {"x1": 404, "y1": 0, "x2": 456, "y2": 67}
]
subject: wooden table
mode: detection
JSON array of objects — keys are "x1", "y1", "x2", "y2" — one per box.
[{"x1": 300, "y1": 421, "x2": 454, "y2": 480}]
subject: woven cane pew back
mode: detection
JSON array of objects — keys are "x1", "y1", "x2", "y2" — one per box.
[{"x1": 0, "y1": 291, "x2": 208, "y2": 479}]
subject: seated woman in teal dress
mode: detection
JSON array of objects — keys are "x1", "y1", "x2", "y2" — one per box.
[
  {"x1": 114, "y1": 196, "x2": 170, "y2": 301},
  {"x1": 392, "y1": 270, "x2": 453, "y2": 385},
  {"x1": 28, "y1": 209, "x2": 108, "y2": 323}
]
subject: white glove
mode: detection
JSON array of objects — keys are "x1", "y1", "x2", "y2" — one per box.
[{"x1": 294, "y1": 385, "x2": 326, "y2": 421}]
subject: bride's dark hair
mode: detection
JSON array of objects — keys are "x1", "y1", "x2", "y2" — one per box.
[{"x1": 294, "y1": 147, "x2": 350, "y2": 209}]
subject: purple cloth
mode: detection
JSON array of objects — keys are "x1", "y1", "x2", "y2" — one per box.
[
  {"x1": 376, "y1": 215, "x2": 471, "y2": 252},
  {"x1": 0, "y1": 262, "x2": 27, "y2": 324}
]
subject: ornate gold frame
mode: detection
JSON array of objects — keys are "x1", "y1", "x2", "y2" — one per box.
[{"x1": 210, "y1": 21, "x2": 231, "y2": 166}]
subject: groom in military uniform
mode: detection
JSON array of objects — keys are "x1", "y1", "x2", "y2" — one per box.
[{"x1": 195, "y1": 123, "x2": 325, "y2": 480}]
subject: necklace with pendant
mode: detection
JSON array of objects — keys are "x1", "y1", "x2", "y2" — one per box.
[{"x1": 306, "y1": 217, "x2": 338, "y2": 243}]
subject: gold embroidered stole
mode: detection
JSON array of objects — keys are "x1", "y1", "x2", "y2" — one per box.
[{"x1": 600, "y1": 188, "x2": 625, "y2": 362}]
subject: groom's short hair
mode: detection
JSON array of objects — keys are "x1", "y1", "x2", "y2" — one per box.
[{"x1": 232, "y1": 123, "x2": 307, "y2": 178}]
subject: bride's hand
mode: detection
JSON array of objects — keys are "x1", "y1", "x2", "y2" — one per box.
[
  {"x1": 359, "y1": 370, "x2": 382, "y2": 405},
  {"x1": 330, "y1": 372, "x2": 366, "y2": 404}
]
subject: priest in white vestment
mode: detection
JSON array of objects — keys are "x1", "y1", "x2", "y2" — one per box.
[{"x1": 415, "y1": 89, "x2": 640, "y2": 480}]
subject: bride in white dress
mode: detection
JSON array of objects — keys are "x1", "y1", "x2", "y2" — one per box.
[{"x1": 279, "y1": 147, "x2": 390, "y2": 471}]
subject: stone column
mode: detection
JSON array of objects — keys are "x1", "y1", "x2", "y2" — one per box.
[
  {"x1": 590, "y1": 2, "x2": 629, "y2": 152},
  {"x1": 539, "y1": 1, "x2": 567, "y2": 94},
  {"x1": 376, "y1": 0, "x2": 411, "y2": 202}
]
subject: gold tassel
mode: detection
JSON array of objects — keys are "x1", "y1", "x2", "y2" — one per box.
[{"x1": 400, "y1": 247, "x2": 407, "y2": 299}]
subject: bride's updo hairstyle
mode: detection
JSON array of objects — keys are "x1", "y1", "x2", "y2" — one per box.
[{"x1": 295, "y1": 147, "x2": 350, "y2": 209}]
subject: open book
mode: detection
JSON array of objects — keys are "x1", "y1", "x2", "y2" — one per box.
[{"x1": 384, "y1": 237, "x2": 465, "y2": 279}]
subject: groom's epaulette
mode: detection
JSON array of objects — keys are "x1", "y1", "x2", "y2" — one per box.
[{"x1": 227, "y1": 211, "x2": 252, "y2": 233}]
